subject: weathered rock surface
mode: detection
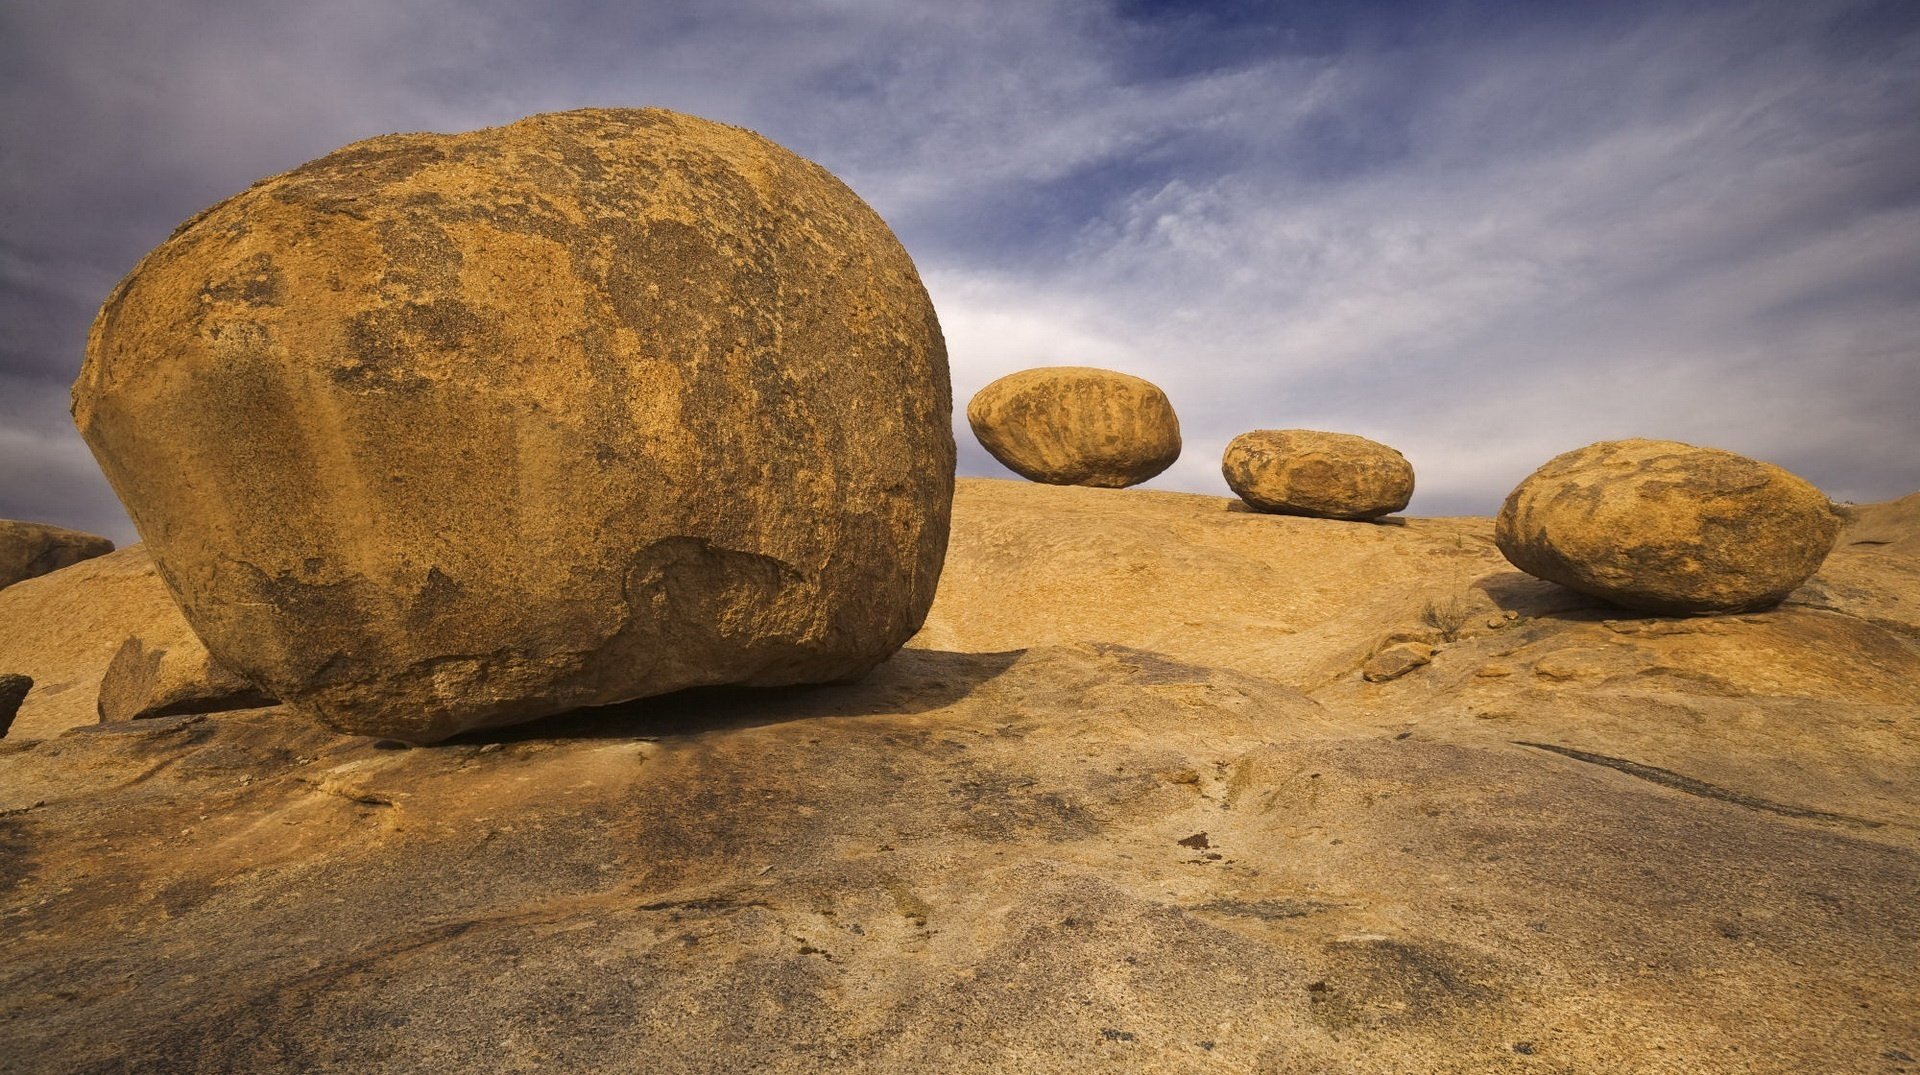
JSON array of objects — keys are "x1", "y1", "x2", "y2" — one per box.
[
  {"x1": 1495, "y1": 439, "x2": 1842, "y2": 614},
  {"x1": 0, "y1": 520, "x2": 113, "y2": 591},
  {"x1": 72, "y1": 108, "x2": 954, "y2": 743},
  {"x1": 96, "y1": 635, "x2": 274, "y2": 724},
  {"x1": 3, "y1": 479, "x2": 1917, "y2": 1074},
  {"x1": 0, "y1": 546, "x2": 266, "y2": 740},
  {"x1": 967, "y1": 367, "x2": 1179, "y2": 487},
  {"x1": 1222, "y1": 429, "x2": 1414, "y2": 520}
]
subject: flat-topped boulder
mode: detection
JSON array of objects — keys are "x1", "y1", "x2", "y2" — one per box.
[
  {"x1": 1494, "y1": 439, "x2": 1842, "y2": 614},
  {"x1": 967, "y1": 367, "x2": 1180, "y2": 487},
  {"x1": 1222, "y1": 429, "x2": 1414, "y2": 520},
  {"x1": 71, "y1": 108, "x2": 954, "y2": 743}
]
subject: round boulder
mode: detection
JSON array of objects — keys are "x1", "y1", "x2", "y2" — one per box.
[
  {"x1": 1494, "y1": 439, "x2": 1842, "y2": 614},
  {"x1": 966, "y1": 367, "x2": 1180, "y2": 488},
  {"x1": 73, "y1": 108, "x2": 955, "y2": 743},
  {"x1": 1221, "y1": 430, "x2": 1414, "y2": 520}
]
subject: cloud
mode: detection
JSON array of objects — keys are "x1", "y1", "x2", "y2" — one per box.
[{"x1": 1, "y1": 0, "x2": 1915, "y2": 539}]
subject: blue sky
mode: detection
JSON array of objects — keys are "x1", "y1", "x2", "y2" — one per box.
[{"x1": 4, "y1": 0, "x2": 1917, "y2": 542}]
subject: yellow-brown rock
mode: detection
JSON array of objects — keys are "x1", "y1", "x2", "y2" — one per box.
[
  {"x1": 966, "y1": 367, "x2": 1179, "y2": 487},
  {"x1": 0, "y1": 545, "x2": 264, "y2": 739},
  {"x1": 0, "y1": 520, "x2": 113, "y2": 591},
  {"x1": 7, "y1": 477, "x2": 1920, "y2": 1073},
  {"x1": 71, "y1": 108, "x2": 954, "y2": 743},
  {"x1": 1221, "y1": 429, "x2": 1414, "y2": 520},
  {"x1": 1495, "y1": 439, "x2": 1842, "y2": 614}
]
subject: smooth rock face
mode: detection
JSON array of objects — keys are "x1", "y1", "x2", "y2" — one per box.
[
  {"x1": 1495, "y1": 439, "x2": 1842, "y2": 614},
  {"x1": 0, "y1": 546, "x2": 264, "y2": 739},
  {"x1": 4, "y1": 478, "x2": 1919, "y2": 1074},
  {"x1": 1222, "y1": 430, "x2": 1414, "y2": 520},
  {"x1": 967, "y1": 367, "x2": 1179, "y2": 487},
  {"x1": 0, "y1": 520, "x2": 113, "y2": 591},
  {"x1": 72, "y1": 107, "x2": 954, "y2": 743}
]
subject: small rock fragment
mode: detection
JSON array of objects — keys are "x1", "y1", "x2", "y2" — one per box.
[{"x1": 1363, "y1": 642, "x2": 1435, "y2": 683}]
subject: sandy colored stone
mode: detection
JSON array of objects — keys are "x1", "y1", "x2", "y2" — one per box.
[
  {"x1": 1361, "y1": 641, "x2": 1433, "y2": 682},
  {"x1": 966, "y1": 366, "x2": 1179, "y2": 487},
  {"x1": 72, "y1": 108, "x2": 954, "y2": 743},
  {"x1": 1494, "y1": 439, "x2": 1842, "y2": 614},
  {"x1": 1841, "y1": 491, "x2": 1920, "y2": 555},
  {"x1": 0, "y1": 520, "x2": 113, "y2": 592},
  {"x1": 1222, "y1": 429, "x2": 1414, "y2": 520},
  {"x1": 0, "y1": 546, "x2": 265, "y2": 740},
  {"x1": 4, "y1": 479, "x2": 1918, "y2": 1073},
  {"x1": 96, "y1": 635, "x2": 273, "y2": 724}
]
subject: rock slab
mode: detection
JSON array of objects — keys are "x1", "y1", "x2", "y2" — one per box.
[
  {"x1": 72, "y1": 107, "x2": 954, "y2": 743},
  {"x1": 0, "y1": 520, "x2": 113, "y2": 591},
  {"x1": 1222, "y1": 429, "x2": 1414, "y2": 520},
  {"x1": 967, "y1": 367, "x2": 1180, "y2": 488},
  {"x1": 1495, "y1": 439, "x2": 1841, "y2": 614},
  {"x1": 0, "y1": 546, "x2": 262, "y2": 739}
]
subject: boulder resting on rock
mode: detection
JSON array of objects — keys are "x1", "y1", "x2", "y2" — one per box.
[
  {"x1": 0, "y1": 520, "x2": 113, "y2": 591},
  {"x1": 72, "y1": 107, "x2": 954, "y2": 743},
  {"x1": 1494, "y1": 438, "x2": 1842, "y2": 614},
  {"x1": 1222, "y1": 429, "x2": 1414, "y2": 520},
  {"x1": 966, "y1": 367, "x2": 1180, "y2": 488}
]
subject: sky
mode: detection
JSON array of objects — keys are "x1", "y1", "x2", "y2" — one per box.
[{"x1": 3, "y1": 0, "x2": 1917, "y2": 543}]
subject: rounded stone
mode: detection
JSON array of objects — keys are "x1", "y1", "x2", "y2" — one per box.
[
  {"x1": 1494, "y1": 439, "x2": 1842, "y2": 614},
  {"x1": 73, "y1": 108, "x2": 955, "y2": 743},
  {"x1": 966, "y1": 367, "x2": 1180, "y2": 488},
  {"x1": 1221, "y1": 429, "x2": 1414, "y2": 520}
]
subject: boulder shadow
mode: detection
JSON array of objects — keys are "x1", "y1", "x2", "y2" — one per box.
[
  {"x1": 447, "y1": 646, "x2": 1029, "y2": 745},
  {"x1": 1473, "y1": 570, "x2": 1619, "y2": 622},
  {"x1": 1222, "y1": 501, "x2": 1408, "y2": 526}
]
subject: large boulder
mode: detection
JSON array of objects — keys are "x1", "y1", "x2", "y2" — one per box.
[
  {"x1": 0, "y1": 546, "x2": 265, "y2": 739},
  {"x1": 0, "y1": 520, "x2": 113, "y2": 591},
  {"x1": 966, "y1": 367, "x2": 1179, "y2": 488},
  {"x1": 71, "y1": 108, "x2": 954, "y2": 743},
  {"x1": 1495, "y1": 439, "x2": 1842, "y2": 614},
  {"x1": 1221, "y1": 429, "x2": 1414, "y2": 520}
]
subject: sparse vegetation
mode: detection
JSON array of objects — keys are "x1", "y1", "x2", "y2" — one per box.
[{"x1": 1422, "y1": 596, "x2": 1471, "y2": 642}]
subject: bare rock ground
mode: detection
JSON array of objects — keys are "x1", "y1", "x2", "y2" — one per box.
[{"x1": 2, "y1": 477, "x2": 1916, "y2": 1073}]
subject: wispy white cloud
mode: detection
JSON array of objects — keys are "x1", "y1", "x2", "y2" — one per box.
[{"x1": 2, "y1": 0, "x2": 1915, "y2": 536}]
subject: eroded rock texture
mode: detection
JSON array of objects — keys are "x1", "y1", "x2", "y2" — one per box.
[
  {"x1": 0, "y1": 521, "x2": 112, "y2": 592},
  {"x1": 1495, "y1": 439, "x2": 1841, "y2": 614},
  {"x1": 967, "y1": 367, "x2": 1179, "y2": 488},
  {"x1": 73, "y1": 108, "x2": 954, "y2": 742},
  {"x1": 1222, "y1": 429, "x2": 1414, "y2": 520}
]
